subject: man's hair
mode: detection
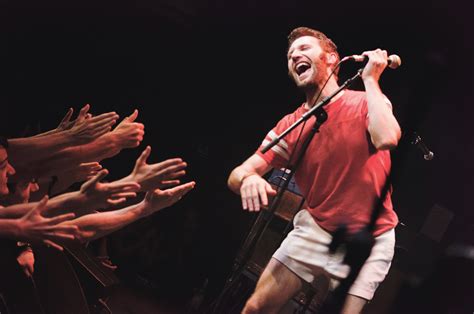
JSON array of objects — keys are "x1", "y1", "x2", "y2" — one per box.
[
  {"x1": 288, "y1": 27, "x2": 340, "y2": 76},
  {"x1": 0, "y1": 136, "x2": 8, "y2": 149}
]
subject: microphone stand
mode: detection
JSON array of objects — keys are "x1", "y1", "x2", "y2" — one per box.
[
  {"x1": 261, "y1": 69, "x2": 363, "y2": 154},
  {"x1": 210, "y1": 67, "x2": 364, "y2": 313}
]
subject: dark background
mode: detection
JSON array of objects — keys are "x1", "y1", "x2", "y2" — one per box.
[{"x1": 2, "y1": 0, "x2": 474, "y2": 312}]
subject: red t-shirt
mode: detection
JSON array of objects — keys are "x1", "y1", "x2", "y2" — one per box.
[{"x1": 256, "y1": 90, "x2": 398, "y2": 236}]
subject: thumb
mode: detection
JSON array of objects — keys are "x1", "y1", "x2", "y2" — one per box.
[
  {"x1": 266, "y1": 184, "x2": 277, "y2": 196},
  {"x1": 127, "y1": 109, "x2": 139, "y2": 123},
  {"x1": 136, "y1": 146, "x2": 151, "y2": 166},
  {"x1": 81, "y1": 169, "x2": 109, "y2": 191},
  {"x1": 36, "y1": 195, "x2": 50, "y2": 214}
]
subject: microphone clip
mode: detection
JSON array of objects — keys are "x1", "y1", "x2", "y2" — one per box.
[{"x1": 411, "y1": 132, "x2": 434, "y2": 161}]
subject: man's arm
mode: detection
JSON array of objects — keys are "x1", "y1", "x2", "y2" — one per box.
[
  {"x1": 8, "y1": 109, "x2": 118, "y2": 168},
  {"x1": 64, "y1": 181, "x2": 195, "y2": 242},
  {"x1": 14, "y1": 110, "x2": 144, "y2": 179},
  {"x1": 0, "y1": 196, "x2": 78, "y2": 251},
  {"x1": 0, "y1": 170, "x2": 140, "y2": 219},
  {"x1": 228, "y1": 154, "x2": 275, "y2": 212},
  {"x1": 114, "y1": 145, "x2": 188, "y2": 192},
  {"x1": 362, "y1": 49, "x2": 402, "y2": 150}
]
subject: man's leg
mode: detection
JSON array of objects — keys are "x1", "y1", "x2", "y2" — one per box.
[
  {"x1": 242, "y1": 257, "x2": 304, "y2": 314},
  {"x1": 340, "y1": 294, "x2": 367, "y2": 314}
]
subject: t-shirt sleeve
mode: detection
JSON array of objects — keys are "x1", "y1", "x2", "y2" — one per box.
[{"x1": 256, "y1": 114, "x2": 294, "y2": 169}]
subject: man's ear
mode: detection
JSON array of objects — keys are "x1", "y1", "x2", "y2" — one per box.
[{"x1": 326, "y1": 52, "x2": 338, "y2": 68}]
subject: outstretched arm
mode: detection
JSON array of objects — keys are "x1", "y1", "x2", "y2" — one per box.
[
  {"x1": 8, "y1": 105, "x2": 118, "y2": 169},
  {"x1": 0, "y1": 169, "x2": 140, "y2": 219},
  {"x1": 65, "y1": 181, "x2": 195, "y2": 242},
  {"x1": 115, "y1": 145, "x2": 187, "y2": 192},
  {"x1": 0, "y1": 196, "x2": 78, "y2": 251},
  {"x1": 17, "y1": 110, "x2": 145, "y2": 179}
]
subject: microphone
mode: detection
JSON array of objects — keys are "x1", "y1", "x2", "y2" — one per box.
[
  {"x1": 411, "y1": 132, "x2": 434, "y2": 161},
  {"x1": 341, "y1": 54, "x2": 402, "y2": 69}
]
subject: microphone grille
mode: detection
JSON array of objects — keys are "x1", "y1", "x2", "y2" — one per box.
[{"x1": 388, "y1": 54, "x2": 402, "y2": 69}]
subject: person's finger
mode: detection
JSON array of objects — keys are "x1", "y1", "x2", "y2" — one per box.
[
  {"x1": 136, "y1": 146, "x2": 152, "y2": 166},
  {"x1": 81, "y1": 169, "x2": 109, "y2": 191},
  {"x1": 159, "y1": 180, "x2": 181, "y2": 189},
  {"x1": 88, "y1": 115, "x2": 119, "y2": 131},
  {"x1": 127, "y1": 109, "x2": 139, "y2": 123},
  {"x1": 159, "y1": 170, "x2": 186, "y2": 183},
  {"x1": 80, "y1": 162, "x2": 102, "y2": 171},
  {"x1": 42, "y1": 240, "x2": 64, "y2": 251},
  {"x1": 265, "y1": 183, "x2": 277, "y2": 198},
  {"x1": 151, "y1": 158, "x2": 184, "y2": 170},
  {"x1": 107, "y1": 198, "x2": 126, "y2": 206},
  {"x1": 174, "y1": 182, "x2": 195, "y2": 199},
  {"x1": 35, "y1": 195, "x2": 50, "y2": 214},
  {"x1": 258, "y1": 184, "x2": 268, "y2": 207},
  {"x1": 110, "y1": 192, "x2": 137, "y2": 199},
  {"x1": 250, "y1": 185, "x2": 260, "y2": 212},
  {"x1": 60, "y1": 108, "x2": 74, "y2": 125},
  {"x1": 155, "y1": 162, "x2": 187, "y2": 176},
  {"x1": 241, "y1": 186, "x2": 249, "y2": 210},
  {"x1": 45, "y1": 213, "x2": 76, "y2": 225},
  {"x1": 45, "y1": 232, "x2": 76, "y2": 241},
  {"x1": 77, "y1": 104, "x2": 90, "y2": 122},
  {"x1": 108, "y1": 182, "x2": 141, "y2": 193},
  {"x1": 88, "y1": 112, "x2": 118, "y2": 123}
]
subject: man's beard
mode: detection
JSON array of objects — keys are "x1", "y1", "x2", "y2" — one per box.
[
  {"x1": 292, "y1": 53, "x2": 329, "y2": 92},
  {"x1": 294, "y1": 61, "x2": 328, "y2": 92}
]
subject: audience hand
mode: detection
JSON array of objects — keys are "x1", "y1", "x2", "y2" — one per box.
[
  {"x1": 126, "y1": 146, "x2": 187, "y2": 191},
  {"x1": 79, "y1": 169, "x2": 141, "y2": 210},
  {"x1": 143, "y1": 181, "x2": 195, "y2": 216},
  {"x1": 15, "y1": 196, "x2": 79, "y2": 251}
]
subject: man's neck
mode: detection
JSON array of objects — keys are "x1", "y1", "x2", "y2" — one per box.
[{"x1": 304, "y1": 79, "x2": 342, "y2": 109}]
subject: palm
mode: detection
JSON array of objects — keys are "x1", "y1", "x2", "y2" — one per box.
[
  {"x1": 131, "y1": 146, "x2": 187, "y2": 191},
  {"x1": 143, "y1": 181, "x2": 195, "y2": 215}
]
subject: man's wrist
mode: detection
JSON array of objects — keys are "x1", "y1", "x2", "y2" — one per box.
[{"x1": 240, "y1": 173, "x2": 258, "y2": 185}]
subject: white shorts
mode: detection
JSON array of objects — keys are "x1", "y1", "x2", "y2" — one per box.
[{"x1": 273, "y1": 209, "x2": 395, "y2": 300}]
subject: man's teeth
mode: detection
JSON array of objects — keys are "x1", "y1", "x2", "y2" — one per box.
[{"x1": 296, "y1": 63, "x2": 310, "y2": 75}]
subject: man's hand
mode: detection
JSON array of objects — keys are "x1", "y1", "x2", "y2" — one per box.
[
  {"x1": 109, "y1": 109, "x2": 145, "y2": 150},
  {"x1": 67, "y1": 104, "x2": 119, "y2": 145},
  {"x1": 15, "y1": 196, "x2": 79, "y2": 251},
  {"x1": 55, "y1": 107, "x2": 75, "y2": 132},
  {"x1": 127, "y1": 146, "x2": 187, "y2": 191},
  {"x1": 52, "y1": 162, "x2": 103, "y2": 194},
  {"x1": 143, "y1": 181, "x2": 195, "y2": 216},
  {"x1": 240, "y1": 174, "x2": 277, "y2": 212},
  {"x1": 17, "y1": 248, "x2": 35, "y2": 277},
  {"x1": 79, "y1": 169, "x2": 141, "y2": 210},
  {"x1": 361, "y1": 49, "x2": 388, "y2": 83}
]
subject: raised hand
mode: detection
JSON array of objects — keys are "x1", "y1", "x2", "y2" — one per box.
[
  {"x1": 361, "y1": 49, "x2": 388, "y2": 83},
  {"x1": 56, "y1": 107, "x2": 75, "y2": 131},
  {"x1": 52, "y1": 162, "x2": 103, "y2": 194},
  {"x1": 110, "y1": 109, "x2": 145, "y2": 149},
  {"x1": 143, "y1": 181, "x2": 195, "y2": 216},
  {"x1": 79, "y1": 169, "x2": 141, "y2": 210},
  {"x1": 67, "y1": 104, "x2": 119, "y2": 144},
  {"x1": 15, "y1": 195, "x2": 79, "y2": 251},
  {"x1": 240, "y1": 174, "x2": 277, "y2": 212},
  {"x1": 127, "y1": 146, "x2": 187, "y2": 191}
]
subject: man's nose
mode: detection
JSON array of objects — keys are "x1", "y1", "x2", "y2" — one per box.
[{"x1": 7, "y1": 163, "x2": 16, "y2": 176}]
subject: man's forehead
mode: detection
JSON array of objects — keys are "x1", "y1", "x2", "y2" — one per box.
[{"x1": 290, "y1": 35, "x2": 321, "y2": 48}]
